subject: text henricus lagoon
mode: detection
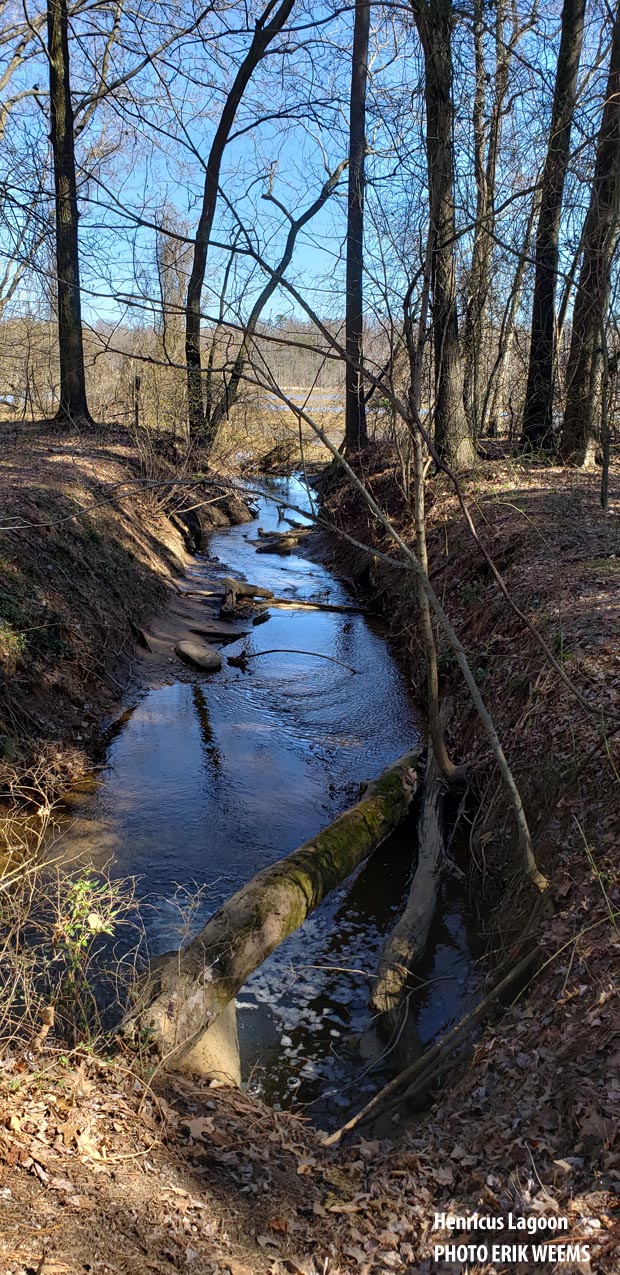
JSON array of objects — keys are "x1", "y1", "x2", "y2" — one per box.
[{"x1": 432, "y1": 1213, "x2": 592, "y2": 1265}]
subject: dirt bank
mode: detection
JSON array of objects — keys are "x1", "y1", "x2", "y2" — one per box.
[
  {"x1": 317, "y1": 455, "x2": 619, "y2": 1245},
  {"x1": 0, "y1": 422, "x2": 250, "y2": 800},
  {"x1": 320, "y1": 456, "x2": 619, "y2": 912}
]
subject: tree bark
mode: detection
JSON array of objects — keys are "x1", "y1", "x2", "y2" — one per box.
[
  {"x1": 560, "y1": 1, "x2": 620, "y2": 465},
  {"x1": 521, "y1": 0, "x2": 586, "y2": 449},
  {"x1": 122, "y1": 748, "x2": 420, "y2": 1064},
  {"x1": 411, "y1": 0, "x2": 474, "y2": 468},
  {"x1": 405, "y1": 260, "x2": 462, "y2": 782},
  {"x1": 185, "y1": 0, "x2": 296, "y2": 443},
  {"x1": 462, "y1": 0, "x2": 510, "y2": 438},
  {"x1": 345, "y1": 0, "x2": 370, "y2": 453},
  {"x1": 47, "y1": 0, "x2": 91, "y2": 425}
]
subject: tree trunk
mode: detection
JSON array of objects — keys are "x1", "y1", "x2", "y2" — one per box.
[
  {"x1": 122, "y1": 748, "x2": 420, "y2": 1065},
  {"x1": 521, "y1": 0, "x2": 586, "y2": 449},
  {"x1": 560, "y1": 2, "x2": 620, "y2": 465},
  {"x1": 462, "y1": 0, "x2": 510, "y2": 438},
  {"x1": 371, "y1": 737, "x2": 447, "y2": 1030},
  {"x1": 480, "y1": 188, "x2": 540, "y2": 436},
  {"x1": 345, "y1": 0, "x2": 370, "y2": 453},
  {"x1": 412, "y1": 0, "x2": 474, "y2": 468},
  {"x1": 185, "y1": 0, "x2": 295, "y2": 443},
  {"x1": 47, "y1": 0, "x2": 91, "y2": 426},
  {"x1": 405, "y1": 259, "x2": 461, "y2": 783}
]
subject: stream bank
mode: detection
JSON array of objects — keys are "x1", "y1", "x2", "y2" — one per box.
[
  {"x1": 0, "y1": 422, "x2": 251, "y2": 800},
  {"x1": 317, "y1": 455, "x2": 620, "y2": 1148}
]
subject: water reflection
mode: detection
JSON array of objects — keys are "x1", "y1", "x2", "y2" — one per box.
[{"x1": 54, "y1": 476, "x2": 482, "y2": 1127}]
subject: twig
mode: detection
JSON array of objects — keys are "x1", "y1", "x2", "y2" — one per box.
[{"x1": 227, "y1": 648, "x2": 358, "y2": 673}]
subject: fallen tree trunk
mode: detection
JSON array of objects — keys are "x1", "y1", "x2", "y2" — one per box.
[
  {"x1": 257, "y1": 526, "x2": 311, "y2": 540},
  {"x1": 122, "y1": 747, "x2": 421, "y2": 1067},
  {"x1": 268, "y1": 597, "x2": 365, "y2": 615},
  {"x1": 371, "y1": 736, "x2": 448, "y2": 1030},
  {"x1": 254, "y1": 538, "x2": 297, "y2": 554}
]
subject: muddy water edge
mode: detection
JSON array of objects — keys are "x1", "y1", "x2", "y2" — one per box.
[{"x1": 55, "y1": 475, "x2": 484, "y2": 1131}]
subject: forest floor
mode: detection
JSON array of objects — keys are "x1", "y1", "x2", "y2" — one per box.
[{"x1": 0, "y1": 434, "x2": 619, "y2": 1273}]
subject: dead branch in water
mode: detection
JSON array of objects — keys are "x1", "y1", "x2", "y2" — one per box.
[
  {"x1": 323, "y1": 946, "x2": 540, "y2": 1146},
  {"x1": 227, "y1": 649, "x2": 359, "y2": 673},
  {"x1": 371, "y1": 730, "x2": 451, "y2": 1027}
]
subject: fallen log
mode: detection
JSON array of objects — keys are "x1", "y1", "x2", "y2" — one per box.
[
  {"x1": 221, "y1": 576, "x2": 274, "y2": 616},
  {"x1": 257, "y1": 527, "x2": 311, "y2": 540},
  {"x1": 268, "y1": 596, "x2": 365, "y2": 615},
  {"x1": 121, "y1": 747, "x2": 421, "y2": 1069},
  {"x1": 254, "y1": 539, "x2": 296, "y2": 555},
  {"x1": 371, "y1": 739, "x2": 446, "y2": 1029},
  {"x1": 221, "y1": 576, "x2": 274, "y2": 600}
]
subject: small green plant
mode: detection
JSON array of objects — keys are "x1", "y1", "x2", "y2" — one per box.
[
  {"x1": 0, "y1": 621, "x2": 26, "y2": 659},
  {"x1": 551, "y1": 630, "x2": 571, "y2": 661},
  {"x1": 1, "y1": 803, "x2": 142, "y2": 1055}
]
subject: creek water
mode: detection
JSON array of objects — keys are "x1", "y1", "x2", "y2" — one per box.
[{"x1": 56, "y1": 475, "x2": 483, "y2": 1129}]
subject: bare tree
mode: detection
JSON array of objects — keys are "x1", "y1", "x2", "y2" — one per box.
[
  {"x1": 208, "y1": 163, "x2": 347, "y2": 440},
  {"x1": 47, "y1": 0, "x2": 91, "y2": 424},
  {"x1": 561, "y1": 0, "x2": 620, "y2": 464},
  {"x1": 345, "y1": 0, "x2": 370, "y2": 453},
  {"x1": 521, "y1": 0, "x2": 586, "y2": 449},
  {"x1": 184, "y1": 0, "x2": 296, "y2": 444},
  {"x1": 462, "y1": 0, "x2": 517, "y2": 437},
  {"x1": 410, "y1": 0, "x2": 474, "y2": 468}
]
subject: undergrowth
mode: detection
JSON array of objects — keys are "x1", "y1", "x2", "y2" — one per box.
[{"x1": 0, "y1": 792, "x2": 142, "y2": 1059}]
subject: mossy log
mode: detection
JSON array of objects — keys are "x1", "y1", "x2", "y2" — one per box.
[
  {"x1": 254, "y1": 538, "x2": 296, "y2": 555},
  {"x1": 257, "y1": 526, "x2": 311, "y2": 540},
  {"x1": 122, "y1": 748, "x2": 420, "y2": 1067},
  {"x1": 371, "y1": 742, "x2": 446, "y2": 1029}
]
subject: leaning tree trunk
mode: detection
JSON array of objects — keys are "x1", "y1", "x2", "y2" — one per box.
[
  {"x1": 122, "y1": 748, "x2": 420, "y2": 1066},
  {"x1": 411, "y1": 0, "x2": 474, "y2": 468},
  {"x1": 560, "y1": 1, "x2": 620, "y2": 466},
  {"x1": 185, "y1": 0, "x2": 295, "y2": 442},
  {"x1": 521, "y1": 0, "x2": 586, "y2": 450},
  {"x1": 345, "y1": 0, "x2": 370, "y2": 453},
  {"x1": 371, "y1": 738, "x2": 446, "y2": 1031},
  {"x1": 47, "y1": 0, "x2": 91, "y2": 426},
  {"x1": 405, "y1": 265, "x2": 461, "y2": 782}
]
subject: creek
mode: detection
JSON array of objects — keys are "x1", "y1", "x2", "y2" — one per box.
[{"x1": 56, "y1": 475, "x2": 483, "y2": 1130}]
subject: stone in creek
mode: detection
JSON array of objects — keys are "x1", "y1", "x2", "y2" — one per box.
[{"x1": 174, "y1": 640, "x2": 222, "y2": 672}]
